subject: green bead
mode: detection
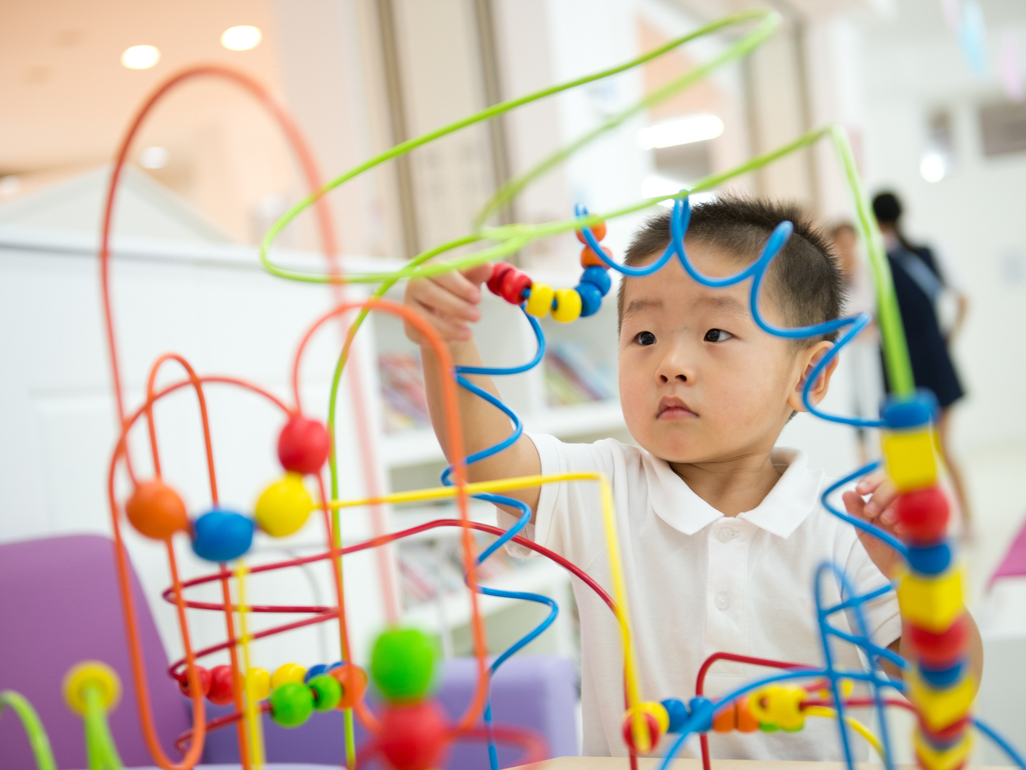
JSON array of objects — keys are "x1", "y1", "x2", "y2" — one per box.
[
  {"x1": 270, "y1": 682, "x2": 314, "y2": 727},
  {"x1": 309, "y1": 675, "x2": 342, "y2": 711},
  {"x1": 370, "y1": 627, "x2": 439, "y2": 703},
  {"x1": 758, "y1": 722, "x2": 779, "y2": 733}
]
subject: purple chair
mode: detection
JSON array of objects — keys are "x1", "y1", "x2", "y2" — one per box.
[
  {"x1": 200, "y1": 655, "x2": 578, "y2": 767},
  {"x1": 0, "y1": 534, "x2": 190, "y2": 769}
]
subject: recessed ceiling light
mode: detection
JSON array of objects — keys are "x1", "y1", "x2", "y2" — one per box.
[
  {"x1": 140, "y1": 147, "x2": 169, "y2": 169},
  {"x1": 221, "y1": 26, "x2": 262, "y2": 51},
  {"x1": 121, "y1": 45, "x2": 160, "y2": 70},
  {"x1": 919, "y1": 151, "x2": 947, "y2": 183},
  {"x1": 636, "y1": 114, "x2": 724, "y2": 150}
]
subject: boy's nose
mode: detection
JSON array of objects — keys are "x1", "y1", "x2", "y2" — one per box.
[{"x1": 656, "y1": 344, "x2": 693, "y2": 384}]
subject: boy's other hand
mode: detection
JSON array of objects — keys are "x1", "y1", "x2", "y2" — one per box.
[
  {"x1": 403, "y1": 264, "x2": 493, "y2": 348},
  {"x1": 842, "y1": 473, "x2": 903, "y2": 580}
]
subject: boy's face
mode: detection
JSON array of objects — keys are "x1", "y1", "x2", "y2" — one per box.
[{"x1": 617, "y1": 241, "x2": 819, "y2": 466}]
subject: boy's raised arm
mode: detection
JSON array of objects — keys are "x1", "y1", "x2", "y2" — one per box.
[{"x1": 404, "y1": 265, "x2": 542, "y2": 518}]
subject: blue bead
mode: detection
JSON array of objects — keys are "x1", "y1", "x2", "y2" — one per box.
[
  {"x1": 304, "y1": 663, "x2": 328, "y2": 682},
  {"x1": 327, "y1": 661, "x2": 344, "y2": 671},
  {"x1": 660, "y1": 698, "x2": 689, "y2": 733},
  {"x1": 919, "y1": 660, "x2": 965, "y2": 688},
  {"x1": 907, "y1": 540, "x2": 952, "y2": 575},
  {"x1": 191, "y1": 509, "x2": 254, "y2": 562},
  {"x1": 687, "y1": 696, "x2": 714, "y2": 733},
  {"x1": 576, "y1": 282, "x2": 603, "y2": 317},
  {"x1": 881, "y1": 390, "x2": 938, "y2": 429},
  {"x1": 580, "y1": 266, "x2": 612, "y2": 296}
]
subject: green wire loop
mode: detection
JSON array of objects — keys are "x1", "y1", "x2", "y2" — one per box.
[
  {"x1": 0, "y1": 691, "x2": 57, "y2": 770},
  {"x1": 82, "y1": 685, "x2": 124, "y2": 770}
]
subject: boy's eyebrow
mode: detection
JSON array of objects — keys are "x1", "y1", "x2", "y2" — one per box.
[
  {"x1": 696, "y1": 294, "x2": 748, "y2": 313},
  {"x1": 623, "y1": 298, "x2": 663, "y2": 317}
]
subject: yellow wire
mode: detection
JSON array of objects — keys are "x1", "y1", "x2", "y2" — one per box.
[
  {"x1": 805, "y1": 706, "x2": 883, "y2": 757},
  {"x1": 328, "y1": 471, "x2": 645, "y2": 747},
  {"x1": 235, "y1": 561, "x2": 265, "y2": 769}
]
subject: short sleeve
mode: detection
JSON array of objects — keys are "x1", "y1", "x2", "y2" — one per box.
[
  {"x1": 843, "y1": 538, "x2": 902, "y2": 650},
  {"x1": 496, "y1": 433, "x2": 619, "y2": 567}
]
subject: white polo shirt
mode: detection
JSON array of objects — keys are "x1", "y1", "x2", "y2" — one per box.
[{"x1": 498, "y1": 435, "x2": 901, "y2": 760}]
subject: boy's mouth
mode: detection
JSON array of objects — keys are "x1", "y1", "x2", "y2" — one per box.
[{"x1": 657, "y1": 396, "x2": 698, "y2": 420}]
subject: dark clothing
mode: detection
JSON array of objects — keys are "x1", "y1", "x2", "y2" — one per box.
[{"x1": 884, "y1": 244, "x2": 965, "y2": 408}]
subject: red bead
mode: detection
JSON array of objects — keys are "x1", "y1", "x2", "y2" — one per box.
[
  {"x1": 125, "y1": 480, "x2": 189, "y2": 540},
  {"x1": 620, "y1": 711, "x2": 661, "y2": 753},
  {"x1": 377, "y1": 702, "x2": 450, "y2": 770},
  {"x1": 919, "y1": 714, "x2": 971, "y2": 744},
  {"x1": 895, "y1": 486, "x2": 950, "y2": 545},
  {"x1": 277, "y1": 415, "x2": 330, "y2": 475},
  {"x1": 580, "y1": 245, "x2": 613, "y2": 268},
  {"x1": 499, "y1": 270, "x2": 532, "y2": 305},
  {"x1": 486, "y1": 263, "x2": 515, "y2": 295},
  {"x1": 176, "y1": 665, "x2": 212, "y2": 698},
  {"x1": 207, "y1": 665, "x2": 236, "y2": 706},
  {"x1": 908, "y1": 613, "x2": 969, "y2": 667},
  {"x1": 575, "y1": 221, "x2": 607, "y2": 243}
]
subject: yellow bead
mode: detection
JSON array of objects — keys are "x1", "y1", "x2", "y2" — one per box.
[
  {"x1": 551, "y1": 288, "x2": 582, "y2": 323},
  {"x1": 247, "y1": 667, "x2": 271, "y2": 701},
  {"x1": 882, "y1": 429, "x2": 937, "y2": 492},
  {"x1": 254, "y1": 473, "x2": 314, "y2": 537},
  {"x1": 525, "y1": 282, "x2": 554, "y2": 317},
  {"x1": 63, "y1": 661, "x2": 121, "y2": 715},
  {"x1": 910, "y1": 668, "x2": 975, "y2": 733},
  {"x1": 635, "y1": 701, "x2": 670, "y2": 733},
  {"x1": 897, "y1": 567, "x2": 964, "y2": 633},
  {"x1": 747, "y1": 685, "x2": 805, "y2": 730},
  {"x1": 271, "y1": 662, "x2": 307, "y2": 689},
  {"x1": 913, "y1": 725, "x2": 972, "y2": 769}
]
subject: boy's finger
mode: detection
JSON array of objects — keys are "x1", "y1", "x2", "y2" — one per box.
[
  {"x1": 863, "y1": 478, "x2": 899, "y2": 517},
  {"x1": 432, "y1": 269, "x2": 484, "y2": 305},
  {"x1": 411, "y1": 301, "x2": 472, "y2": 342},
  {"x1": 463, "y1": 263, "x2": 495, "y2": 286},
  {"x1": 842, "y1": 490, "x2": 866, "y2": 518},
  {"x1": 855, "y1": 473, "x2": 885, "y2": 496},
  {"x1": 416, "y1": 279, "x2": 482, "y2": 322}
]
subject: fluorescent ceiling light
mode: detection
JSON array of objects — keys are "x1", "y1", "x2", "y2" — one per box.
[
  {"x1": 637, "y1": 114, "x2": 724, "y2": 150},
  {"x1": 222, "y1": 26, "x2": 262, "y2": 51},
  {"x1": 919, "y1": 151, "x2": 947, "y2": 183},
  {"x1": 140, "y1": 146, "x2": 169, "y2": 169},
  {"x1": 121, "y1": 45, "x2": 160, "y2": 70}
]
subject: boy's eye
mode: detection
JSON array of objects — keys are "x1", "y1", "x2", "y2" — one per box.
[
  {"x1": 704, "y1": 328, "x2": 733, "y2": 343},
  {"x1": 634, "y1": 331, "x2": 656, "y2": 346}
]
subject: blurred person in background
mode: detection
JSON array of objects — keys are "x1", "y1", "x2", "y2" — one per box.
[
  {"x1": 830, "y1": 221, "x2": 882, "y2": 463},
  {"x1": 871, "y1": 191, "x2": 972, "y2": 535}
]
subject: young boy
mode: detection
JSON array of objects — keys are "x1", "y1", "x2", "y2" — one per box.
[{"x1": 402, "y1": 198, "x2": 982, "y2": 759}]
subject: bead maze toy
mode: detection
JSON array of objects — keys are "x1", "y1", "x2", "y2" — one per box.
[{"x1": 2, "y1": 7, "x2": 1026, "y2": 770}]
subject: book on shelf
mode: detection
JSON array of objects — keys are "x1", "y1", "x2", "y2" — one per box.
[
  {"x1": 378, "y1": 351, "x2": 431, "y2": 433},
  {"x1": 544, "y1": 341, "x2": 615, "y2": 407}
]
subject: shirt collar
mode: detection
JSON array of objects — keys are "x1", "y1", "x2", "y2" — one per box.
[{"x1": 642, "y1": 448, "x2": 824, "y2": 538}]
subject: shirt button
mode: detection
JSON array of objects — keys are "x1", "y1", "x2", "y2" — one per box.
[
  {"x1": 715, "y1": 592, "x2": 730, "y2": 610},
  {"x1": 718, "y1": 528, "x2": 734, "y2": 542}
]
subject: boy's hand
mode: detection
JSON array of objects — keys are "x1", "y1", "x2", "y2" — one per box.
[
  {"x1": 842, "y1": 473, "x2": 903, "y2": 580},
  {"x1": 403, "y1": 264, "x2": 493, "y2": 348}
]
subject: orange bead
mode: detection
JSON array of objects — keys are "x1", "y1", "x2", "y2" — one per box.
[
  {"x1": 580, "y1": 244, "x2": 613, "y2": 268},
  {"x1": 330, "y1": 663, "x2": 369, "y2": 709},
  {"x1": 575, "y1": 221, "x2": 607, "y2": 243},
  {"x1": 712, "y1": 701, "x2": 737, "y2": 733},
  {"x1": 736, "y1": 696, "x2": 759, "y2": 733},
  {"x1": 125, "y1": 480, "x2": 189, "y2": 540}
]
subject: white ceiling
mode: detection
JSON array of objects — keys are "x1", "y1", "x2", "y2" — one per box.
[{"x1": 0, "y1": 0, "x2": 282, "y2": 173}]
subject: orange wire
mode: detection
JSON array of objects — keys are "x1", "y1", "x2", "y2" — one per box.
[{"x1": 290, "y1": 298, "x2": 490, "y2": 731}]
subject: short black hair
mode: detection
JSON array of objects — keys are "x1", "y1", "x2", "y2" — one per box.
[
  {"x1": 872, "y1": 191, "x2": 903, "y2": 224},
  {"x1": 616, "y1": 197, "x2": 846, "y2": 348}
]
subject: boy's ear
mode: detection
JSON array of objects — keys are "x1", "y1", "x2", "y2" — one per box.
[{"x1": 787, "y1": 341, "x2": 838, "y2": 413}]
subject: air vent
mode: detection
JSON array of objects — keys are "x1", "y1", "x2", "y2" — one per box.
[{"x1": 979, "y1": 101, "x2": 1026, "y2": 157}]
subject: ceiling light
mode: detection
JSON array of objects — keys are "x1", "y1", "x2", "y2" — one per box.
[
  {"x1": 221, "y1": 26, "x2": 262, "y2": 51},
  {"x1": 140, "y1": 146, "x2": 169, "y2": 169},
  {"x1": 637, "y1": 114, "x2": 724, "y2": 150},
  {"x1": 919, "y1": 151, "x2": 947, "y2": 183},
  {"x1": 121, "y1": 45, "x2": 160, "y2": 70}
]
